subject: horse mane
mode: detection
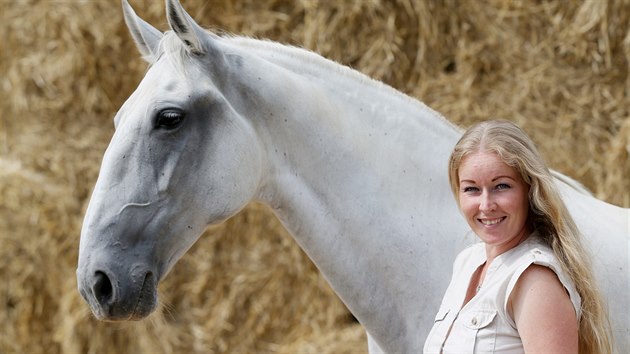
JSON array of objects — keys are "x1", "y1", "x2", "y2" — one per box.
[
  {"x1": 229, "y1": 36, "x2": 388, "y2": 89},
  {"x1": 226, "y1": 35, "x2": 460, "y2": 132}
]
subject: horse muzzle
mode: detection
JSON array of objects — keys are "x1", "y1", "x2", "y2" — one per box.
[{"x1": 77, "y1": 264, "x2": 158, "y2": 321}]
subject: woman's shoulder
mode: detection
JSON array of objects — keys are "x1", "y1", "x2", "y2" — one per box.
[
  {"x1": 507, "y1": 234, "x2": 582, "y2": 319},
  {"x1": 509, "y1": 263, "x2": 580, "y2": 352},
  {"x1": 513, "y1": 235, "x2": 558, "y2": 269},
  {"x1": 506, "y1": 235, "x2": 569, "y2": 290}
]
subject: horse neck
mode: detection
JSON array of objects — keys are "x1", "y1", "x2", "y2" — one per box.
[
  {"x1": 243, "y1": 40, "x2": 462, "y2": 238},
  {"x1": 230, "y1": 39, "x2": 466, "y2": 351}
]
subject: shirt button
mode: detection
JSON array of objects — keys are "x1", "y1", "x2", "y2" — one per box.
[{"x1": 471, "y1": 317, "x2": 478, "y2": 326}]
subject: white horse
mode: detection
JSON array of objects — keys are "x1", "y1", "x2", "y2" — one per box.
[{"x1": 77, "y1": 0, "x2": 629, "y2": 352}]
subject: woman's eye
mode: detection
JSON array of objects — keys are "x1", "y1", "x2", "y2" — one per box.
[
  {"x1": 156, "y1": 109, "x2": 185, "y2": 130},
  {"x1": 462, "y1": 186, "x2": 479, "y2": 193},
  {"x1": 496, "y1": 183, "x2": 511, "y2": 190}
]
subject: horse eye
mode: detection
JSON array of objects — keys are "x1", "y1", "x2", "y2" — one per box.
[{"x1": 156, "y1": 109, "x2": 184, "y2": 130}]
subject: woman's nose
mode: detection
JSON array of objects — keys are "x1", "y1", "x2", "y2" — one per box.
[{"x1": 479, "y1": 191, "x2": 496, "y2": 212}]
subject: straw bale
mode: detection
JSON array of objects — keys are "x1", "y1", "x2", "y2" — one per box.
[{"x1": 1, "y1": 0, "x2": 628, "y2": 353}]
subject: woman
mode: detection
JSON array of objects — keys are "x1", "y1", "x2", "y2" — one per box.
[{"x1": 423, "y1": 120, "x2": 612, "y2": 353}]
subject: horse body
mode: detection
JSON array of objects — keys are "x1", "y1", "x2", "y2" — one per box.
[{"x1": 78, "y1": 1, "x2": 629, "y2": 352}]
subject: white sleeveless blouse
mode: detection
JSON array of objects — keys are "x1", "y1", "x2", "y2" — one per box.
[{"x1": 423, "y1": 234, "x2": 581, "y2": 353}]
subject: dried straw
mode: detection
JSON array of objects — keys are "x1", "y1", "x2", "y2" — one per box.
[{"x1": 1, "y1": 0, "x2": 627, "y2": 353}]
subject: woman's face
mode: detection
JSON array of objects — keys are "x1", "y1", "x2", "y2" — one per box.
[{"x1": 457, "y1": 151, "x2": 531, "y2": 254}]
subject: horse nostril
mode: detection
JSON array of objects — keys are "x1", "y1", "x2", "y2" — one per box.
[{"x1": 93, "y1": 271, "x2": 113, "y2": 305}]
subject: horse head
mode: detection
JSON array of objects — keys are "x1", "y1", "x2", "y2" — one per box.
[{"x1": 77, "y1": 0, "x2": 264, "y2": 320}]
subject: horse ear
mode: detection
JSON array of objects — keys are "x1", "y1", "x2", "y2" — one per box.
[
  {"x1": 122, "y1": 0, "x2": 163, "y2": 63},
  {"x1": 165, "y1": 0, "x2": 206, "y2": 55}
]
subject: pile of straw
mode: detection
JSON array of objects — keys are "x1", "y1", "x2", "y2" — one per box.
[{"x1": 1, "y1": 0, "x2": 627, "y2": 353}]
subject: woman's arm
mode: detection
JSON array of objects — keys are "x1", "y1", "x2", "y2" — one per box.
[{"x1": 509, "y1": 264, "x2": 578, "y2": 353}]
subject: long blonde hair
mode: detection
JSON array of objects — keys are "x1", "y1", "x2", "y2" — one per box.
[{"x1": 448, "y1": 120, "x2": 613, "y2": 353}]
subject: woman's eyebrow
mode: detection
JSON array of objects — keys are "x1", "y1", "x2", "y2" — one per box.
[{"x1": 492, "y1": 175, "x2": 516, "y2": 182}]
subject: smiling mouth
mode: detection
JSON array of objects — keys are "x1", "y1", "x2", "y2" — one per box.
[{"x1": 479, "y1": 217, "x2": 506, "y2": 226}]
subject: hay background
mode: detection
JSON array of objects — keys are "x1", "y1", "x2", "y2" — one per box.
[{"x1": 1, "y1": 0, "x2": 628, "y2": 353}]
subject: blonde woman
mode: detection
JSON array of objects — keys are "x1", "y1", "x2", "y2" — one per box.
[{"x1": 424, "y1": 120, "x2": 612, "y2": 353}]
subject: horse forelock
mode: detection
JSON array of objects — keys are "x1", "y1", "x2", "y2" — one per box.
[{"x1": 152, "y1": 31, "x2": 195, "y2": 75}]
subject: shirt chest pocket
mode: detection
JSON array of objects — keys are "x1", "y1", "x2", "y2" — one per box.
[
  {"x1": 463, "y1": 309, "x2": 496, "y2": 329},
  {"x1": 435, "y1": 308, "x2": 450, "y2": 322},
  {"x1": 423, "y1": 308, "x2": 451, "y2": 353},
  {"x1": 455, "y1": 309, "x2": 498, "y2": 352}
]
